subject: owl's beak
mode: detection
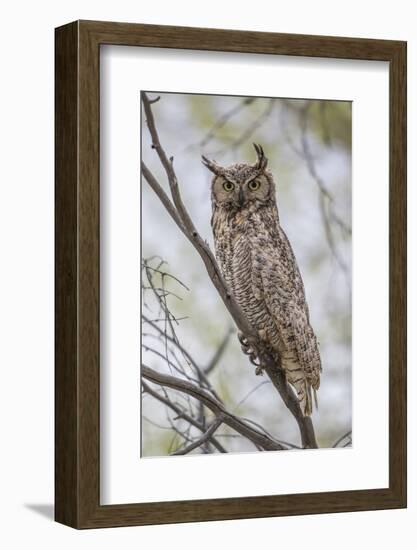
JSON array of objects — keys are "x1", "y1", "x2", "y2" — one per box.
[{"x1": 238, "y1": 187, "x2": 245, "y2": 207}]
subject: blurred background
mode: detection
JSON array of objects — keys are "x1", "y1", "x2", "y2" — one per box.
[{"x1": 141, "y1": 92, "x2": 352, "y2": 456}]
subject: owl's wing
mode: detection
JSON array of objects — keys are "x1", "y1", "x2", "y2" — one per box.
[
  {"x1": 252, "y1": 250, "x2": 321, "y2": 389},
  {"x1": 290, "y1": 306, "x2": 322, "y2": 389}
]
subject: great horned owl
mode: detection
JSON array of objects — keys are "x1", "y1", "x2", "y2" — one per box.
[{"x1": 202, "y1": 144, "x2": 321, "y2": 416}]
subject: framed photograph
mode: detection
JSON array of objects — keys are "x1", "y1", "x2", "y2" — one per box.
[{"x1": 55, "y1": 20, "x2": 406, "y2": 528}]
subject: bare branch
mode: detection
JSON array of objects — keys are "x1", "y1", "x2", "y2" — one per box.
[
  {"x1": 298, "y1": 103, "x2": 351, "y2": 280},
  {"x1": 141, "y1": 92, "x2": 318, "y2": 449},
  {"x1": 142, "y1": 93, "x2": 257, "y2": 340},
  {"x1": 142, "y1": 364, "x2": 287, "y2": 451},
  {"x1": 142, "y1": 261, "x2": 190, "y2": 291},
  {"x1": 143, "y1": 343, "x2": 199, "y2": 384},
  {"x1": 234, "y1": 380, "x2": 271, "y2": 409},
  {"x1": 209, "y1": 98, "x2": 276, "y2": 156},
  {"x1": 198, "y1": 97, "x2": 256, "y2": 148},
  {"x1": 142, "y1": 258, "x2": 194, "y2": 384},
  {"x1": 148, "y1": 95, "x2": 161, "y2": 105},
  {"x1": 142, "y1": 313, "x2": 223, "y2": 402},
  {"x1": 204, "y1": 327, "x2": 234, "y2": 375},
  {"x1": 142, "y1": 380, "x2": 227, "y2": 453},
  {"x1": 141, "y1": 162, "x2": 187, "y2": 236},
  {"x1": 332, "y1": 430, "x2": 352, "y2": 448},
  {"x1": 171, "y1": 417, "x2": 223, "y2": 455}
]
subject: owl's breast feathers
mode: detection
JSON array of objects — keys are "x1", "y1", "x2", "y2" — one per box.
[{"x1": 212, "y1": 204, "x2": 322, "y2": 416}]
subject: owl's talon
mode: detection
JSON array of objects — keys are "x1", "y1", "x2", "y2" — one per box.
[
  {"x1": 238, "y1": 331, "x2": 249, "y2": 347},
  {"x1": 238, "y1": 332, "x2": 264, "y2": 373},
  {"x1": 238, "y1": 331, "x2": 252, "y2": 355}
]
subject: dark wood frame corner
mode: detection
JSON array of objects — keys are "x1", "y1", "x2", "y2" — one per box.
[{"x1": 55, "y1": 20, "x2": 407, "y2": 529}]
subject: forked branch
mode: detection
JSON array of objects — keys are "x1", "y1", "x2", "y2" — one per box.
[{"x1": 142, "y1": 365, "x2": 287, "y2": 451}]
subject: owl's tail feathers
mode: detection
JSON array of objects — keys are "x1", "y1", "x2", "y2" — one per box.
[
  {"x1": 292, "y1": 379, "x2": 318, "y2": 417},
  {"x1": 303, "y1": 383, "x2": 313, "y2": 417},
  {"x1": 313, "y1": 387, "x2": 319, "y2": 411},
  {"x1": 304, "y1": 384, "x2": 320, "y2": 417}
]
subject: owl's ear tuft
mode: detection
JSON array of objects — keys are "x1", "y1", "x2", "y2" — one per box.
[
  {"x1": 253, "y1": 143, "x2": 268, "y2": 171},
  {"x1": 201, "y1": 155, "x2": 222, "y2": 175}
]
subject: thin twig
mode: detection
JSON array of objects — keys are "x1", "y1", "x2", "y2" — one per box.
[
  {"x1": 234, "y1": 380, "x2": 271, "y2": 409},
  {"x1": 142, "y1": 380, "x2": 226, "y2": 453},
  {"x1": 209, "y1": 98, "x2": 276, "y2": 156},
  {"x1": 204, "y1": 328, "x2": 234, "y2": 375},
  {"x1": 198, "y1": 97, "x2": 256, "y2": 148},
  {"x1": 171, "y1": 417, "x2": 224, "y2": 455},
  {"x1": 143, "y1": 313, "x2": 223, "y2": 402},
  {"x1": 332, "y1": 430, "x2": 352, "y2": 448},
  {"x1": 142, "y1": 261, "x2": 190, "y2": 291},
  {"x1": 141, "y1": 92, "x2": 318, "y2": 449},
  {"x1": 298, "y1": 103, "x2": 351, "y2": 281}
]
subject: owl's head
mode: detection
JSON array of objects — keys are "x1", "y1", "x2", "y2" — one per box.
[{"x1": 202, "y1": 144, "x2": 275, "y2": 211}]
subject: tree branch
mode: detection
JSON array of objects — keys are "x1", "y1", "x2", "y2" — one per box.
[
  {"x1": 332, "y1": 430, "x2": 352, "y2": 448},
  {"x1": 142, "y1": 313, "x2": 222, "y2": 402},
  {"x1": 298, "y1": 102, "x2": 351, "y2": 280},
  {"x1": 209, "y1": 98, "x2": 276, "y2": 156},
  {"x1": 142, "y1": 380, "x2": 227, "y2": 453},
  {"x1": 204, "y1": 327, "x2": 234, "y2": 375},
  {"x1": 142, "y1": 365, "x2": 287, "y2": 451},
  {"x1": 198, "y1": 97, "x2": 256, "y2": 148}
]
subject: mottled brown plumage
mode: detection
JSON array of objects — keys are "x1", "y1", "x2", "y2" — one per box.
[{"x1": 202, "y1": 144, "x2": 322, "y2": 415}]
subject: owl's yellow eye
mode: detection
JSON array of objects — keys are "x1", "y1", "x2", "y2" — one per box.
[
  {"x1": 248, "y1": 179, "x2": 260, "y2": 191},
  {"x1": 223, "y1": 181, "x2": 235, "y2": 192}
]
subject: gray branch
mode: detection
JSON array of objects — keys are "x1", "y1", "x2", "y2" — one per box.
[
  {"x1": 141, "y1": 92, "x2": 318, "y2": 449},
  {"x1": 204, "y1": 328, "x2": 234, "y2": 375},
  {"x1": 142, "y1": 364, "x2": 287, "y2": 451},
  {"x1": 142, "y1": 313, "x2": 222, "y2": 402},
  {"x1": 142, "y1": 380, "x2": 227, "y2": 453}
]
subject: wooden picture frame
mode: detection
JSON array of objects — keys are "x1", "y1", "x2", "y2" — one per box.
[{"x1": 55, "y1": 20, "x2": 407, "y2": 528}]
